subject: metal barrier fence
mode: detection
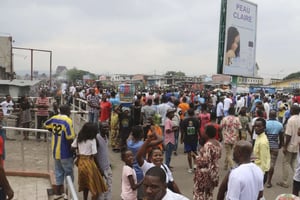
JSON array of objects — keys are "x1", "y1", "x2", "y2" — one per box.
[
  {"x1": 2, "y1": 126, "x2": 52, "y2": 172},
  {"x1": 1, "y1": 97, "x2": 87, "y2": 199},
  {"x1": 66, "y1": 176, "x2": 79, "y2": 200},
  {"x1": 3, "y1": 126, "x2": 79, "y2": 200}
]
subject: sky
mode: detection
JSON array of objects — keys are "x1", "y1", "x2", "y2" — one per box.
[{"x1": 1, "y1": 0, "x2": 300, "y2": 78}]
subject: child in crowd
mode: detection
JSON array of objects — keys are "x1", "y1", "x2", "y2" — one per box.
[
  {"x1": 126, "y1": 126, "x2": 144, "y2": 200},
  {"x1": 121, "y1": 149, "x2": 141, "y2": 200}
]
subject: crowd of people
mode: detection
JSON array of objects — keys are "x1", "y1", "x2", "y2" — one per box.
[
  {"x1": 74, "y1": 83, "x2": 299, "y2": 199},
  {"x1": 1, "y1": 81, "x2": 300, "y2": 199}
]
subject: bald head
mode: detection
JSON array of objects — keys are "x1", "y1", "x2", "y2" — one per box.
[
  {"x1": 233, "y1": 140, "x2": 253, "y2": 164},
  {"x1": 269, "y1": 110, "x2": 277, "y2": 119}
]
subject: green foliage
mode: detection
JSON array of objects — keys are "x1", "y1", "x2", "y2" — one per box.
[
  {"x1": 165, "y1": 71, "x2": 186, "y2": 77},
  {"x1": 283, "y1": 71, "x2": 300, "y2": 80},
  {"x1": 66, "y1": 67, "x2": 97, "y2": 82}
]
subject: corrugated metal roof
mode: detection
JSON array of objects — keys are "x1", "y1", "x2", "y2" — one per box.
[{"x1": 0, "y1": 80, "x2": 40, "y2": 86}]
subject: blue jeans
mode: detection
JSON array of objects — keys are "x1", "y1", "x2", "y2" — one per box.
[
  {"x1": 54, "y1": 157, "x2": 74, "y2": 185},
  {"x1": 165, "y1": 143, "x2": 175, "y2": 167},
  {"x1": 88, "y1": 111, "x2": 99, "y2": 124}
]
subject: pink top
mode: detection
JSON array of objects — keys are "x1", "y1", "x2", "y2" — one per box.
[
  {"x1": 164, "y1": 118, "x2": 175, "y2": 145},
  {"x1": 121, "y1": 165, "x2": 137, "y2": 200}
]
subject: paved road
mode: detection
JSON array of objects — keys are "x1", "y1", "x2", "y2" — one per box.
[
  {"x1": 109, "y1": 141, "x2": 294, "y2": 200},
  {"x1": 4, "y1": 118, "x2": 294, "y2": 199}
]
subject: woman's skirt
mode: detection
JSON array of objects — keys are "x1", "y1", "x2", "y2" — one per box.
[{"x1": 77, "y1": 155, "x2": 107, "y2": 197}]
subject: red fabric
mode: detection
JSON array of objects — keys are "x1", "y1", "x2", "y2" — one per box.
[
  {"x1": 99, "y1": 101, "x2": 112, "y2": 122},
  {"x1": 293, "y1": 96, "x2": 300, "y2": 104},
  {"x1": 205, "y1": 122, "x2": 221, "y2": 141}
]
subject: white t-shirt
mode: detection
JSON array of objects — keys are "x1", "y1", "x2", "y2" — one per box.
[
  {"x1": 140, "y1": 160, "x2": 174, "y2": 183},
  {"x1": 216, "y1": 102, "x2": 224, "y2": 117},
  {"x1": 162, "y1": 188, "x2": 189, "y2": 200},
  {"x1": 71, "y1": 138, "x2": 97, "y2": 155},
  {"x1": 158, "y1": 103, "x2": 171, "y2": 126},
  {"x1": 0, "y1": 100, "x2": 14, "y2": 116},
  {"x1": 235, "y1": 99, "x2": 244, "y2": 114},
  {"x1": 226, "y1": 163, "x2": 264, "y2": 200},
  {"x1": 224, "y1": 97, "x2": 232, "y2": 111},
  {"x1": 121, "y1": 165, "x2": 137, "y2": 200},
  {"x1": 69, "y1": 85, "x2": 76, "y2": 95},
  {"x1": 264, "y1": 102, "x2": 270, "y2": 120}
]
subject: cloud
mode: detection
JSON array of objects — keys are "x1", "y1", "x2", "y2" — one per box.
[{"x1": 1, "y1": 0, "x2": 299, "y2": 78}]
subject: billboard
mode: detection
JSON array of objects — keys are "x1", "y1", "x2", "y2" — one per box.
[
  {"x1": 0, "y1": 36, "x2": 12, "y2": 73},
  {"x1": 222, "y1": 0, "x2": 257, "y2": 77}
]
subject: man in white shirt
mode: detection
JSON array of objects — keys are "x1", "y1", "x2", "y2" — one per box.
[
  {"x1": 235, "y1": 95, "x2": 244, "y2": 115},
  {"x1": 216, "y1": 97, "x2": 224, "y2": 124},
  {"x1": 157, "y1": 96, "x2": 171, "y2": 133},
  {"x1": 0, "y1": 95, "x2": 14, "y2": 116},
  {"x1": 223, "y1": 94, "x2": 233, "y2": 116},
  {"x1": 218, "y1": 140, "x2": 264, "y2": 200},
  {"x1": 143, "y1": 166, "x2": 189, "y2": 200},
  {"x1": 0, "y1": 95, "x2": 15, "y2": 140},
  {"x1": 263, "y1": 97, "x2": 270, "y2": 120}
]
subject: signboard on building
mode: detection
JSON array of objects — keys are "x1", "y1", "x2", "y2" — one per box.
[
  {"x1": 0, "y1": 36, "x2": 12, "y2": 75},
  {"x1": 222, "y1": 0, "x2": 257, "y2": 77},
  {"x1": 212, "y1": 74, "x2": 232, "y2": 83}
]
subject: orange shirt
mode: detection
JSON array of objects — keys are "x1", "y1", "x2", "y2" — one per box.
[
  {"x1": 147, "y1": 125, "x2": 163, "y2": 151},
  {"x1": 178, "y1": 102, "x2": 190, "y2": 120}
]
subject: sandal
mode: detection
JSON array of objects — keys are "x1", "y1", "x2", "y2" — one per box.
[
  {"x1": 276, "y1": 182, "x2": 289, "y2": 188},
  {"x1": 266, "y1": 183, "x2": 272, "y2": 188}
]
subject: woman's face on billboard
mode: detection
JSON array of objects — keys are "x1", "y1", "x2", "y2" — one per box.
[{"x1": 231, "y1": 35, "x2": 240, "y2": 51}]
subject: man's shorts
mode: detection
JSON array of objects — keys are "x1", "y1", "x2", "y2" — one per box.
[{"x1": 184, "y1": 142, "x2": 197, "y2": 153}]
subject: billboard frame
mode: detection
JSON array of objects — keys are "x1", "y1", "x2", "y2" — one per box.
[{"x1": 217, "y1": 0, "x2": 258, "y2": 77}]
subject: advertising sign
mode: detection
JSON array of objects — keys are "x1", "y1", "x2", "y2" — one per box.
[
  {"x1": 223, "y1": 0, "x2": 257, "y2": 77},
  {"x1": 0, "y1": 36, "x2": 12, "y2": 73},
  {"x1": 118, "y1": 83, "x2": 135, "y2": 102}
]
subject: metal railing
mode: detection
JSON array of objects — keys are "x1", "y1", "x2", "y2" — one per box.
[
  {"x1": 66, "y1": 176, "x2": 78, "y2": 200},
  {"x1": 2, "y1": 126, "x2": 52, "y2": 172}
]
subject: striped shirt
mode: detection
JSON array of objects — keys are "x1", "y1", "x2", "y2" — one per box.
[
  {"x1": 87, "y1": 94, "x2": 100, "y2": 113},
  {"x1": 266, "y1": 119, "x2": 283, "y2": 149},
  {"x1": 44, "y1": 114, "x2": 75, "y2": 159}
]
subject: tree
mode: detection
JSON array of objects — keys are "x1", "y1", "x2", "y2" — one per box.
[
  {"x1": 176, "y1": 71, "x2": 185, "y2": 77},
  {"x1": 283, "y1": 71, "x2": 300, "y2": 80},
  {"x1": 66, "y1": 67, "x2": 97, "y2": 82},
  {"x1": 165, "y1": 71, "x2": 186, "y2": 77}
]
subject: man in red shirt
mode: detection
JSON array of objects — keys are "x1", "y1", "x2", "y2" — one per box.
[{"x1": 99, "y1": 94, "x2": 112, "y2": 123}]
